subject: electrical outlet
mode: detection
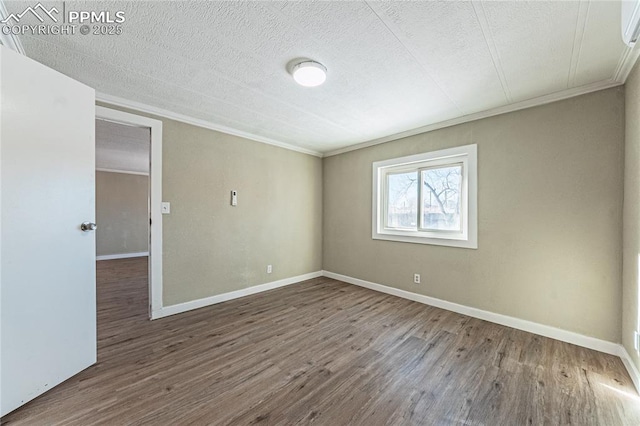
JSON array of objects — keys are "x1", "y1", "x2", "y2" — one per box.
[
  {"x1": 267, "y1": 264, "x2": 272, "y2": 274},
  {"x1": 413, "y1": 274, "x2": 421, "y2": 284},
  {"x1": 635, "y1": 331, "x2": 639, "y2": 351}
]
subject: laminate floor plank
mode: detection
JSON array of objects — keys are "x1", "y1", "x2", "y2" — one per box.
[{"x1": 3, "y1": 257, "x2": 639, "y2": 425}]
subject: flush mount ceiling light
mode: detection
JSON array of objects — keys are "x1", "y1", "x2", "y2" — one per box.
[{"x1": 291, "y1": 61, "x2": 327, "y2": 87}]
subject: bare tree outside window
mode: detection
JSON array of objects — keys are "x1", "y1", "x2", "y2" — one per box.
[
  {"x1": 386, "y1": 166, "x2": 462, "y2": 231},
  {"x1": 421, "y1": 165, "x2": 462, "y2": 231},
  {"x1": 373, "y1": 144, "x2": 476, "y2": 248},
  {"x1": 387, "y1": 172, "x2": 418, "y2": 229}
]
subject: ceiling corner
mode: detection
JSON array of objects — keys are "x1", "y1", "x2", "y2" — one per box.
[
  {"x1": 95, "y1": 92, "x2": 324, "y2": 158},
  {"x1": 613, "y1": 43, "x2": 640, "y2": 84}
]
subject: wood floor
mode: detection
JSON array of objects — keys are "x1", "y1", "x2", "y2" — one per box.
[{"x1": 3, "y1": 257, "x2": 640, "y2": 425}]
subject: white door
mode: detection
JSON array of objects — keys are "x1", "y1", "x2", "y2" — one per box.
[{"x1": 0, "y1": 46, "x2": 97, "y2": 416}]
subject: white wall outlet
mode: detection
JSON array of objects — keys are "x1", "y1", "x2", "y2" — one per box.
[
  {"x1": 414, "y1": 274, "x2": 421, "y2": 284},
  {"x1": 161, "y1": 202, "x2": 170, "y2": 214},
  {"x1": 635, "y1": 331, "x2": 639, "y2": 351},
  {"x1": 231, "y1": 190, "x2": 238, "y2": 206},
  {"x1": 267, "y1": 264, "x2": 272, "y2": 274}
]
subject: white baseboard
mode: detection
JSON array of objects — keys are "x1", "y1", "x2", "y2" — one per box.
[
  {"x1": 618, "y1": 346, "x2": 640, "y2": 394},
  {"x1": 96, "y1": 251, "x2": 149, "y2": 261},
  {"x1": 326, "y1": 270, "x2": 640, "y2": 394},
  {"x1": 322, "y1": 270, "x2": 620, "y2": 357},
  {"x1": 152, "y1": 271, "x2": 323, "y2": 319},
  {"x1": 144, "y1": 267, "x2": 640, "y2": 394}
]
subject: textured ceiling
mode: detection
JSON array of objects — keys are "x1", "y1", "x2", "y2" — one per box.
[
  {"x1": 6, "y1": 1, "x2": 633, "y2": 154},
  {"x1": 96, "y1": 119, "x2": 150, "y2": 174}
]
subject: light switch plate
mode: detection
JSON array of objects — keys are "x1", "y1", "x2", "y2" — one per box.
[{"x1": 161, "y1": 202, "x2": 171, "y2": 214}]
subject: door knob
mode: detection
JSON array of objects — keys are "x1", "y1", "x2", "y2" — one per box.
[{"x1": 81, "y1": 222, "x2": 97, "y2": 232}]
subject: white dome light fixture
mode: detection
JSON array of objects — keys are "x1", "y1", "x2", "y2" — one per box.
[{"x1": 292, "y1": 61, "x2": 327, "y2": 87}]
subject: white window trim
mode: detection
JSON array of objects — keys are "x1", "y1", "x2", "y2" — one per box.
[{"x1": 372, "y1": 144, "x2": 478, "y2": 249}]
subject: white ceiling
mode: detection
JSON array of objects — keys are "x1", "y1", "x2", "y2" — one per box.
[
  {"x1": 7, "y1": 1, "x2": 636, "y2": 155},
  {"x1": 96, "y1": 119, "x2": 150, "y2": 174}
]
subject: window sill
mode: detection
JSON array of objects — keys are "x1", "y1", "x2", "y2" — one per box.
[{"x1": 372, "y1": 231, "x2": 478, "y2": 249}]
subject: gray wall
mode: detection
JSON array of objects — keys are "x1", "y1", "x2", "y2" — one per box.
[
  {"x1": 97, "y1": 102, "x2": 323, "y2": 307},
  {"x1": 323, "y1": 88, "x2": 624, "y2": 343},
  {"x1": 96, "y1": 171, "x2": 149, "y2": 257},
  {"x1": 624, "y1": 62, "x2": 640, "y2": 370}
]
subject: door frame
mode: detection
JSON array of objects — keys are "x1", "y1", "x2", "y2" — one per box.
[{"x1": 95, "y1": 106, "x2": 163, "y2": 319}]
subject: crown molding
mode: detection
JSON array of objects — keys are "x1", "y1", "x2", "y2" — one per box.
[
  {"x1": 95, "y1": 92, "x2": 324, "y2": 158},
  {"x1": 614, "y1": 42, "x2": 640, "y2": 83},
  {"x1": 99, "y1": 75, "x2": 626, "y2": 160},
  {"x1": 6, "y1": 0, "x2": 638, "y2": 161},
  {"x1": 0, "y1": 0, "x2": 25, "y2": 55},
  {"x1": 324, "y1": 79, "x2": 623, "y2": 157}
]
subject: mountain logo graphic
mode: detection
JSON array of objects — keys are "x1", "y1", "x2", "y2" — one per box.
[{"x1": 1, "y1": 3, "x2": 59, "y2": 24}]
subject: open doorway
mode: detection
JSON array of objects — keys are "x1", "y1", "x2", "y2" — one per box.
[
  {"x1": 95, "y1": 120, "x2": 150, "y2": 260},
  {"x1": 95, "y1": 106, "x2": 163, "y2": 319},
  {"x1": 95, "y1": 119, "x2": 150, "y2": 328}
]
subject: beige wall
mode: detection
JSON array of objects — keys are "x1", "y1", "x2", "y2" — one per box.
[
  {"x1": 96, "y1": 171, "x2": 149, "y2": 256},
  {"x1": 323, "y1": 88, "x2": 624, "y2": 342},
  {"x1": 624, "y1": 62, "x2": 640, "y2": 369},
  {"x1": 99, "y1": 87, "x2": 624, "y2": 342},
  {"x1": 97, "y1": 103, "x2": 323, "y2": 306}
]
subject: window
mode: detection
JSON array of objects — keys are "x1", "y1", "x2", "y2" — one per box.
[{"x1": 372, "y1": 144, "x2": 477, "y2": 248}]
